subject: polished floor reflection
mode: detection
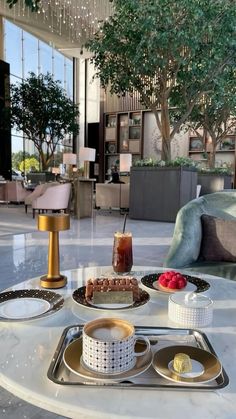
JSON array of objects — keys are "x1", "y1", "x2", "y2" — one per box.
[{"x1": 0, "y1": 205, "x2": 174, "y2": 418}]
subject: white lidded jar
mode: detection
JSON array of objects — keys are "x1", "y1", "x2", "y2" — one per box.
[{"x1": 168, "y1": 292, "x2": 213, "y2": 328}]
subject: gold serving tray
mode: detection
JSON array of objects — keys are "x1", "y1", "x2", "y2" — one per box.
[{"x1": 47, "y1": 325, "x2": 229, "y2": 390}]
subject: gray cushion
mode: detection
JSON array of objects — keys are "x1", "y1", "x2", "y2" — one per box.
[{"x1": 200, "y1": 215, "x2": 236, "y2": 262}]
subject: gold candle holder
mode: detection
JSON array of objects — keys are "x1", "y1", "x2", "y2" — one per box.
[{"x1": 38, "y1": 214, "x2": 70, "y2": 289}]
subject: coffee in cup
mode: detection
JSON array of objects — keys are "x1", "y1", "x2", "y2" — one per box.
[{"x1": 82, "y1": 318, "x2": 150, "y2": 374}]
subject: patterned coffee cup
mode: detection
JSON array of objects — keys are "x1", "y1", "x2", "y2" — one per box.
[{"x1": 82, "y1": 318, "x2": 150, "y2": 374}]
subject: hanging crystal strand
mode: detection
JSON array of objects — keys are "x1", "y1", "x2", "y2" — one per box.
[
  {"x1": 59, "y1": 0, "x2": 62, "y2": 36},
  {"x1": 50, "y1": 0, "x2": 54, "y2": 33}
]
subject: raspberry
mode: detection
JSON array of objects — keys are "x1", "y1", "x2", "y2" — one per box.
[
  {"x1": 177, "y1": 280, "x2": 185, "y2": 289},
  {"x1": 168, "y1": 280, "x2": 178, "y2": 289}
]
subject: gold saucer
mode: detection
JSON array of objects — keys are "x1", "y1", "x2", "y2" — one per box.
[
  {"x1": 63, "y1": 338, "x2": 153, "y2": 382},
  {"x1": 152, "y1": 345, "x2": 222, "y2": 384}
]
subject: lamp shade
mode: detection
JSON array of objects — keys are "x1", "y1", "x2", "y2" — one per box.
[
  {"x1": 120, "y1": 154, "x2": 132, "y2": 172},
  {"x1": 79, "y1": 147, "x2": 96, "y2": 162},
  {"x1": 63, "y1": 153, "x2": 77, "y2": 165},
  {"x1": 52, "y1": 167, "x2": 60, "y2": 175}
]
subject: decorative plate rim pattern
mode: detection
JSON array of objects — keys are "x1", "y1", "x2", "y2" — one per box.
[
  {"x1": 0, "y1": 289, "x2": 64, "y2": 322},
  {"x1": 72, "y1": 286, "x2": 150, "y2": 311},
  {"x1": 63, "y1": 337, "x2": 153, "y2": 382},
  {"x1": 152, "y1": 345, "x2": 222, "y2": 384},
  {"x1": 141, "y1": 273, "x2": 210, "y2": 294}
]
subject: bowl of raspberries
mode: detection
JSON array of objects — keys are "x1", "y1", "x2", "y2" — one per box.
[{"x1": 156, "y1": 271, "x2": 187, "y2": 292}]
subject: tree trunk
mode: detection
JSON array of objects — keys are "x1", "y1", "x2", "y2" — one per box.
[
  {"x1": 209, "y1": 144, "x2": 216, "y2": 169},
  {"x1": 152, "y1": 102, "x2": 171, "y2": 161},
  {"x1": 160, "y1": 99, "x2": 171, "y2": 161}
]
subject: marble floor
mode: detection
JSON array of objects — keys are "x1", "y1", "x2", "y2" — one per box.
[{"x1": 0, "y1": 205, "x2": 175, "y2": 418}]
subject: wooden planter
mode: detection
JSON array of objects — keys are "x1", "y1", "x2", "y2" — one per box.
[
  {"x1": 197, "y1": 173, "x2": 232, "y2": 195},
  {"x1": 129, "y1": 166, "x2": 197, "y2": 222}
]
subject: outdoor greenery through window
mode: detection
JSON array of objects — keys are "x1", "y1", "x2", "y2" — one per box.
[{"x1": 3, "y1": 19, "x2": 73, "y2": 173}]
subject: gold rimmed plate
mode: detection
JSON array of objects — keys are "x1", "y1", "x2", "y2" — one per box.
[
  {"x1": 63, "y1": 338, "x2": 153, "y2": 382},
  {"x1": 141, "y1": 273, "x2": 210, "y2": 295},
  {"x1": 72, "y1": 286, "x2": 150, "y2": 311},
  {"x1": 0, "y1": 289, "x2": 64, "y2": 322},
  {"x1": 152, "y1": 345, "x2": 222, "y2": 384}
]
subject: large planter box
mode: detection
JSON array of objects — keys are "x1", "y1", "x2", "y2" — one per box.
[
  {"x1": 197, "y1": 173, "x2": 232, "y2": 195},
  {"x1": 129, "y1": 166, "x2": 197, "y2": 222},
  {"x1": 27, "y1": 172, "x2": 55, "y2": 185}
]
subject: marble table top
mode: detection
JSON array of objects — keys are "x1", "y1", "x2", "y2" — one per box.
[{"x1": 0, "y1": 266, "x2": 236, "y2": 419}]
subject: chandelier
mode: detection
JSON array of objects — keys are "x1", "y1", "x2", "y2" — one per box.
[{"x1": 1, "y1": 0, "x2": 114, "y2": 44}]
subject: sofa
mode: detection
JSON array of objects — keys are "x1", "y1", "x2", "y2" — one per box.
[
  {"x1": 164, "y1": 191, "x2": 236, "y2": 280},
  {"x1": 95, "y1": 183, "x2": 130, "y2": 209}
]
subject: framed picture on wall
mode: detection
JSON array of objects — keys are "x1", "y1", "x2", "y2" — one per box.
[
  {"x1": 220, "y1": 136, "x2": 235, "y2": 151},
  {"x1": 189, "y1": 137, "x2": 204, "y2": 151}
]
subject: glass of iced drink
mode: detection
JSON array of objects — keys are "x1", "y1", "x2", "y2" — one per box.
[{"x1": 112, "y1": 231, "x2": 133, "y2": 274}]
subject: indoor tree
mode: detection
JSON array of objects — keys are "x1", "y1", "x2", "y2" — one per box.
[
  {"x1": 181, "y1": 68, "x2": 236, "y2": 168},
  {"x1": 6, "y1": 0, "x2": 40, "y2": 12},
  {"x1": 10, "y1": 72, "x2": 79, "y2": 171},
  {"x1": 87, "y1": 0, "x2": 236, "y2": 161}
]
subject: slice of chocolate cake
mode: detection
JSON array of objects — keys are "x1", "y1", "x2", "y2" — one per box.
[{"x1": 85, "y1": 277, "x2": 140, "y2": 303}]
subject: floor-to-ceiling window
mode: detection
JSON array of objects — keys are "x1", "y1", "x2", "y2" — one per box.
[{"x1": 3, "y1": 19, "x2": 73, "y2": 172}]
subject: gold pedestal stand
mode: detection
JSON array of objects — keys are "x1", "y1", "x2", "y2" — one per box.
[{"x1": 38, "y1": 214, "x2": 70, "y2": 289}]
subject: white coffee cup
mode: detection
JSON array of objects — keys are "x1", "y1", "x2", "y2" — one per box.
[{"x1": 82, "y1": 318, "x2": 150, "y2": 374}]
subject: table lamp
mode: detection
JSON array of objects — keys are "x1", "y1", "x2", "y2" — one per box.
[
  {"x1": 52, "y1": 167, "x2": 60, "y2": 180},
  {"x1": 38, "y1": 214, "x2": 70, "y2": 289},
  {"x1": 120, "y1": 153, "x2": 132, "y2": 174},
  {"x1": 79, "y1": 147, "x2": 96, "y2": 179},
  {"x1": 63, "y1": 153, "x2": 77, "y2": 178}
]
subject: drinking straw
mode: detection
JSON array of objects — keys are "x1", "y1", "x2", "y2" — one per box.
[{"x1": 122, "y1": 213, "x2": 127, "y2": 233}]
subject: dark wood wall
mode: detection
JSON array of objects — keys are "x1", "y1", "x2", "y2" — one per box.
[
  {"x1": 0, "y1": 59, "x2": 11, "y2": 180},
  {"x1": 103, "y1": 90, "x2": 146, "y2": 113}
]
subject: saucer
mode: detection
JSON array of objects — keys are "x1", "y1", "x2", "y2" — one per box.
[
  {"x1": 0, "y1": 289, "x2": 64, "y2": 322},
  {"x1": 72, "y1": 286, "x2": 150, "y2": 311},
  {"x1": 152, "y1": 345, "x2": 222, "y2": 384},
  {"x1": 141, "y1": 273, "x2": 210, "y2": 295},
  {"x1": 63, "y1": 338, "x2": 153, "y2": 382}
]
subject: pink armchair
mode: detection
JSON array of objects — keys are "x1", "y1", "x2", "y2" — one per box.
[
  {"x1": 24, "y1": 182, "x2": 58, "y2": 213},
  {"x1": 5, "y1": 181, "x2": 31, "y2": 203},
  {"x1": 31, "y1": 183, "x2": 71, "y2": 218}
]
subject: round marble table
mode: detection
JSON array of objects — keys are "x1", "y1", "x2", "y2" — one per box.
[{"x1": 0, "y1": 266, "x2": 236, "y2": 419}]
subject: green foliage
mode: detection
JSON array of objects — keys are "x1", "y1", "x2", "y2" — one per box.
[
  {"x1": 10, "y1": 72, "x2": 79, "y2": 170},
  {"x1": 19, "y1": 157, "x2": 39, "y2": 173},
  {"x1": 12, "y1": 151, "x2": 34, "y2": 170},
  {"x1": 6, "y1": 0, "x2": 40, "y2": 12},
  {"x1": 198, "y1": 167, "x2": 233, "y2": 175},
  {"x1": 87, "y1": 0, "x2": 236, "y2": 161},
  {"x1": 133, "y1": 157, "x2": 197, "y2": 168},
  {"x1": 176, "y1": 66, "x2": 236, "y2": 167}
]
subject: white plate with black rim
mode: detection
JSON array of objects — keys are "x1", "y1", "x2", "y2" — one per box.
[
  {"x1": 72, "y1": 286, "x2": 150, "y2": 311},
  {"x1": 141, "y1": 273, "x2": 210, "y2": 296},
  {"x1": 0, "y1": 289, "x2": 64, "y2": 322}
]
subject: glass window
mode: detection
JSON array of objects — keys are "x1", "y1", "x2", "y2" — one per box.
[
  {"x1": 4, "y1": 21, "x2": 22, "y2": 78},
  {"x1": 65, "y1": 58, "x2": 73, "y2": 99},
  {"x1": 23, "y1": 32, "x2": 38, "y2": 77},
  {"x1": 53, "y1": 50, "x2": 65, "y2": 85},
  {"x1": 10, "y1": 74, "x2": 22, "y2": 85},
  {"x1": 11, "y1": 135, "x2": 23, "y2": 154},
  {"x1": 39, "y1": 41, "x2": 53, "y2": 75},
  {"x1": 4, "y1": 18, "x2": 74, "y2": 172}
]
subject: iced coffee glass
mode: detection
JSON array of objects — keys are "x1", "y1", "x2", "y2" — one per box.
[{"x1": 112, "y1": 232, "x2": 133, "y2": 274}]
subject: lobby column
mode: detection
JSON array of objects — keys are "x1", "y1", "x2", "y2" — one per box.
[
  {"x1": 73, "y1": 56, "x2": 86, "y2": 156},
  {"x1": 0, "y1": 16, "x2": 4, "y2": 60}
]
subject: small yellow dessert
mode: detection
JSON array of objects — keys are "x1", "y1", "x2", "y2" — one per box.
[{"x1": 173, "y1": 353, "x2": 192, "y2": 373}]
